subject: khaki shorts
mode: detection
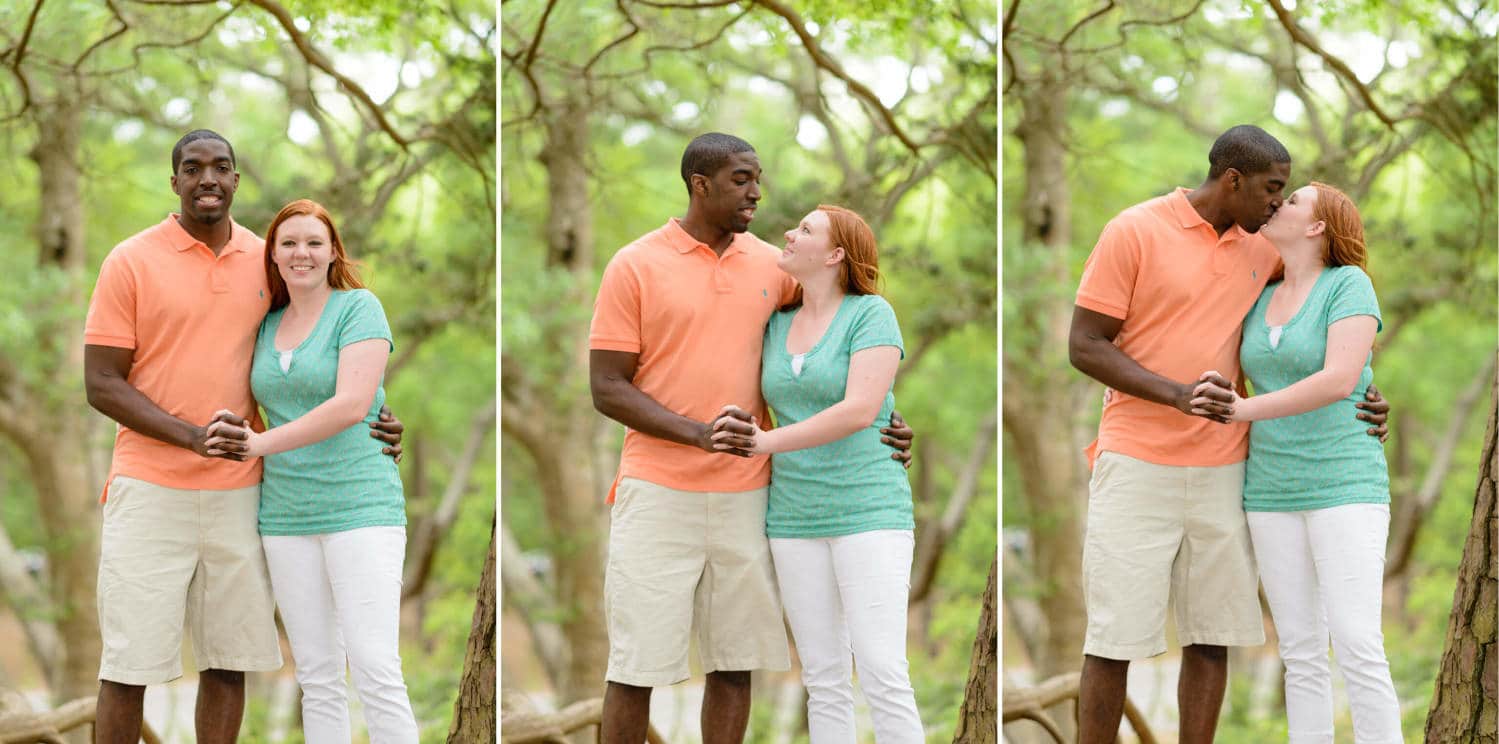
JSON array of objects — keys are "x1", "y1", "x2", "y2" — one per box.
[
  {"x1": 604, "y1": 477, "x2": 790, "y2": 686},
  {"x1": 1082, "y1": 452, "x2": 1264, "y2": 660},
  {"x1": 97, "y1": 476, "x2": 282, "y2": 684}
]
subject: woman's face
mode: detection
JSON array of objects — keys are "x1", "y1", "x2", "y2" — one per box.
[
  {"x1": 778, "y1": 209, "x2": 840, "y2": 278},
  {"x1": 272, "y1": 214, "x2": 335, "y2": 293},
  {"x1": 1262, "y1": 184, "x2": 1319, "y2": 244}
]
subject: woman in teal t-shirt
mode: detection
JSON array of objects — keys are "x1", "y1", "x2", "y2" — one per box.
[
  {"x1": 207, "y1": 199, "x2": 415, "y2": 743},
  {"x1": 710, "y1": 205, "x2": 922, "y2": 743},
  {"x1": 1191, "y1": 182, "x2": 1399, "y2": 744}
]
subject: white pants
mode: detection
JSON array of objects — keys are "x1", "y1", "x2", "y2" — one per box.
[
  {"x1": 770, "y1": 530, "x2": 924, "y2": 744},
  {"x1": 1247, "y1": 504, "x2": 1402, "y2": 744},
  {"x1": 262, "y1": 526, "x2": 418, "y2": 744}
]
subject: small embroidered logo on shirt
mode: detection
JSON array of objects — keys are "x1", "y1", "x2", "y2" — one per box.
[
  {"x1": 762, "y1": 288, "x2": 768, "y2": 297},
  {"x1": 1252, "y1": 270, "x2": 1257, "y2": 280}
]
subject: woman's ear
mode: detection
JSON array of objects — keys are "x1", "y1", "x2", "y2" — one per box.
[
  {"x1": 1306, "y1": 220, "x2": 1326, "y2": 238},
  {"x1": 827, "y1": 245, "x2": 845, "y2": 266}
]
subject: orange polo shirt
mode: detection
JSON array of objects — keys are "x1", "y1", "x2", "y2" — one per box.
[
  {"x1": 590, "y1": 218, "x2": 798, "y2": 498},
  {"x1": 84, "y1": 215, "x2": 268, "y2": 497},
  {"x1": 1076, "y1": 188, "x2": 1280, "y2": 468}
]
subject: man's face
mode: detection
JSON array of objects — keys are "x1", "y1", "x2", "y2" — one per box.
[
  {"x1": 1232, "y1": 161, "x2": 1290, "y2": 233},
  {"x1": 171, "y1": 139, "x2": 238, "y2": 226},
  {"x1": 695, "y1": 151, "x2": 762, "y2": 233}
]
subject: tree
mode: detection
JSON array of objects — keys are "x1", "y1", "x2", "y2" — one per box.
[
  {"x1": 1425, "y1": 365, "x2": 1498, "y2": 744},
  {"x1": 449, "y1": 522, "x2": 498, "y2": 744}
]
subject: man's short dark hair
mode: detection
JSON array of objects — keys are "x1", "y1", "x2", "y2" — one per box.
[
  {"x1": 172, "y1": 129, "x2": 236, "y2": 174},
  {"x1": 1207, "y1": 125, "x2": 1290, "y2": 180},
  {"x1": 681, "y1": 132, "x2": 755, "y2": 194}
]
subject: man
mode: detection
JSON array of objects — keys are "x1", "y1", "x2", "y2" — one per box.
[
  {"x1": 83, "y1": 129, "x2": 403, "y2": 744},
  {"x1": 1067, "y1": 124, "x2": 1389, "y2": 744},
  {"x1": 588, "y1": 132, "x2": 913, "y2": 744}
]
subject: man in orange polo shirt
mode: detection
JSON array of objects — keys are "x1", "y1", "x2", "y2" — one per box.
[
  {"x1": 1068, "y1": 125, "x2": 1388, "y2": 744},
  {"x1": 589, "y1": 132, "x2": 912, "y2": 743},
  {"x1": 83, "y1": 130, "x2": 403, "y2": 744}
]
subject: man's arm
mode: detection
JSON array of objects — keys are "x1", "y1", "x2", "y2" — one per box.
[
  {"x1": 1068, "y1": 305, "x2": 1232, "y2": 419},
  {"x1": 84, "y1": 344, "x2": 247, "y2": 459},
  {"x1": 589, "y1": 349, "x2": 752, "y2": 456}
]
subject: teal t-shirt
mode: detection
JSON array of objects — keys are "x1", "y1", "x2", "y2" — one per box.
[
  {"x1": 250, "y1": 288, "x2": 406, "y2": 535},
  {"x1": 761, "y1": 293, "x2": 913, "y2": 538},
  {"x1": 1241, "y1": 265, "x2": 1389, "y2": 512}
]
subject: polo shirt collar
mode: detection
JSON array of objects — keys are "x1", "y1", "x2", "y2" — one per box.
[
  {"x1": 163, "y1": 213, "x2": 251, "y2": 254},
  {"x1": 1168, "y1": 187, "x2": 1249, "y2": 241},
  {"x1": 664, "y1": 217, "x2": 747, "y2": 257}
]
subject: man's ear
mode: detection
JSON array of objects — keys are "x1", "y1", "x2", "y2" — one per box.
[
  {"x1": 1225, "y1": 167, "x2": 1242, "y2": 191},
  {"x1": 690, "y1": 173, "x2": 709, "y2": 197}
]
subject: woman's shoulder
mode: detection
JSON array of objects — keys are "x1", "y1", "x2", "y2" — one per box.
[
  {"x1": 847, "y1": 292, "x2": 895, "y2": 315},
  {"x1": 1323, "y1": 264, "x2": 1375, "y2": 295}
]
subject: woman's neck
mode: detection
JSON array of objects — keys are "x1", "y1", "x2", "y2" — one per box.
[
  {"x1": 1276, "y1": 240, "x2": 1326, "y2": 289},
  {"x1": 797, "y1": 272, "x2": 845, "y2": 315},
  {"x1": 286, "y1": 283, "x2": 333, "y2": 316}
]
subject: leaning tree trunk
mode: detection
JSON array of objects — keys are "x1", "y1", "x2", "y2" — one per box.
[
  {"x1": 5, "y1": 98, "x2": 105, "y2": 720},
  {"x1": 1424, "y1": 362, "x2": 1498, "y2": 743},
  {"x1": 953, "y1": 557, "x2": 998, "y2": 744},
  {"x1": 449, "y1": 521, "x2": 497, "y2": 744},
  {"x1": 1005, "y1": 67, "x2": 1089, "y2": 678}
]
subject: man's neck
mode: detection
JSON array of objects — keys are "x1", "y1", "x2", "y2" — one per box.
[
  {"x1": 1184, "y1": 185, "x2": 1237, "y2": 237},
  {"x1": 176, "y1": 214, "x2": 234, "y2": 255},
  {"x1": 678, "y1": 212, "x2": 733, "y2": 256}
]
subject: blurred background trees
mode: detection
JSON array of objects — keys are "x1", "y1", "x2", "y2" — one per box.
[
  {"x1": 501, "y1": 1, "x2": 997, "y2": 740},
  {"x1": 1002, "y1": 1, "x2": 1496, "y2": 741},
  {"x1": 0, "y1": 0, "x2": 495, "y2": 740}
]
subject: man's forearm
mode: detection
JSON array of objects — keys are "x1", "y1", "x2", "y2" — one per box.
[
  {"x1": 1070, "y1": 338, "x2": 1189, "y2": 410},
  {"x1": 87, "y1": 377, "x2": 201, "y2": 450},
  {"x1": 592, "y1": 379, "x2": 708, "y2": 448}
]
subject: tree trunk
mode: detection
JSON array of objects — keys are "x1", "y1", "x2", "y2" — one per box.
[
  {"x1": 526, "y1": 93, "x2": 611, "y2": 706},
  {"x1": 12, "y1": 98, "x2": 105, "y2": 717},
  {"x1": 1005, "y1": 68, "x2": 1089, "y2": 678},
  {"x1": 448, "y1": 521, "x2": 497, "y2": 744},
  {"x1": 953, "y1": 557, "x2": 997, "y2": 744},
  {"x1": 1424, "y1": 362, "x2": 1498, "y2": 743}
]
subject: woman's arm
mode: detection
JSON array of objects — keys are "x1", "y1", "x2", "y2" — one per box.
[
  {"x1": 210, "y1": 338, "x2": 390, "y2": 457},
  {"x1": 1195, "y1": 314, "x2": 1378, "y2": 422},
  {"x1": 715, "y1": 344, "x2": 902, "y2": 455}
]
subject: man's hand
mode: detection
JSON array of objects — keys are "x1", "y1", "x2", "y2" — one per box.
[
  {"x1": 370, "y1": 404, "x2": 404, "y2": 462},
  {"x1": 1356, "y1": 383, "x2": 1390, "y2": 443},
  {"x1": 705, "y1": 405, "x2": 754, "y2": 457},
  {"x1": 197, "y1": 410, "x2": 249, "y2": 461},
  {"x1": 881, "y1": 410, "x2": 913, "y2": 469},
  {"x1": 1183, "y1": 371, "x2": 1234, "y2": 423}
]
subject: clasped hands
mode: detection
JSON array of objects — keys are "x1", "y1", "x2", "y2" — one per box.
[
  {"x1": 707, "y1": 405, "x2": 766, "y2": 457},
  {"x1": 200, "y1": 410, "x2": 260, "y2": 460},
  {"x1": 1186, "y1": 370, "x2": 1241, "y2": 423}
]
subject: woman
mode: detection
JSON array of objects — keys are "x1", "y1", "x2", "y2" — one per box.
[
  {"x1": 1192, "y1": 182, "x2": 1401, "y2": 743},
  {"x1": 207, "y1": 199, "x2": 416, "y2": 743},
  {"x1": 712, "y1": 205, "x2": 923, "y2": 743}
]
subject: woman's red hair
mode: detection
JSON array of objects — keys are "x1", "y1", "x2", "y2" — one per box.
[
  {"x1": 1309, "y1": 181, "x2": 1367, "y2": 270},
  {"x1": 263, "y1": 199, "x2": 364, "y2": 311}
]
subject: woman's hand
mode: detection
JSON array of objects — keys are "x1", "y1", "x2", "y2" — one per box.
[
  {"x1": 710, "y1": 404, "x2": 770, "y2": 456},
  {"x1": 1191, "y1": 371, "x2": 1247, "y2": 422},
  {"x1": 205, "y1": 409, "x2": 264, "y2": 459}
]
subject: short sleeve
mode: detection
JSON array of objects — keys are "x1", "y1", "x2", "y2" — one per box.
[
  {"x1": 1325, "y1": 267, "x2": 1382, "y2": 332},
  {"x1": 1075, "y1": 216, "x2": 1140, "y2": 320},
  {"x1": 337, "y1": 289, "x2": 394, "y2": 351},
  {"x1": 589, "y1": 251, "x2": 643, "y2": 353},
  {"x1": 84, "y1": 248, "x2": 138, "y2": 349},
  {"x1": 777, "y1": 272, "x2": 799, "y2": 306},
  {"x1": 848, "y1": 296, "x2": 904, "y2": 358}
]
